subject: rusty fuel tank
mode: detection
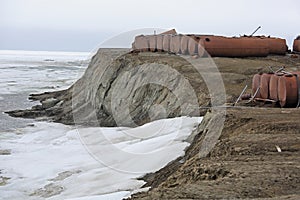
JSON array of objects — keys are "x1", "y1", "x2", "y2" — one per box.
[
  {"x1": 170, "y1": 34, "x2": 182, "y2": 54},
  {"x1": 202, "y1": 36, "x2": 269, "y2": 57},
  {"x1": 293, "y1": 36, "x2": 300, "y2": 52},
  {"x1": 162, "y1": 34, "x2": 171, "y2": 52},
  {"x1": 156, "y1": 35, "x2": 164, "y2": 52}
]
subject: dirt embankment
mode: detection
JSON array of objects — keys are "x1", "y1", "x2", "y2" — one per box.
[
  {"x1": 130, "y1": 107, "x2": 300, "y2": 199},
  {"x1": 6, "y1": 49, "x2": 300, "y2": 127},
  {"x1": 5, "y1": 49, "x2": 300, "y2": 199}
]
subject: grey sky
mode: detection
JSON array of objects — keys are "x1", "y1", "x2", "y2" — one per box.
[{"x1": 1, "y1": 0, "x2": 299, "y2": 52}]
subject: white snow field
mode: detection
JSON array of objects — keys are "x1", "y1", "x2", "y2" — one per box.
[{"x1": 0, "y1": 50, "x2": 202, "y2": 200}]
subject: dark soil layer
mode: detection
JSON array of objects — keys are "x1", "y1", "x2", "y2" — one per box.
[{"x1": 130, "y1": 107, "x2": 300, "y2": 199}]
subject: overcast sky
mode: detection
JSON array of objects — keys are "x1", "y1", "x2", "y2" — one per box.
[{"x1": 0, "y1": 0, "x2": 299, "y2": 52}]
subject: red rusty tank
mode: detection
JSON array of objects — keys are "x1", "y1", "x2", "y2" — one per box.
[
  {"x1": 269, "y1": 75, "x2": 280, "y2": 101},
  {"x1": 264, "y1": 37, "x2": 287, "y2": 55},
  {"x1": 133, "y1": 35, "x2": 149, "y2": 52},
  {"x1": 252, "y1": 74, "x2": 262, "y2": 98},
  {"x1": 188, "y1": 35, "x2": 201, "y2": 55},
  {"x1": 293, "y1": 37, "x2": 300, "y2": 52},
  {"x1": 160, "y1": 29, "x2": 177, "y2": 35},
  {"x1": 156, "y1": 35, "x2": 164, "y2": 52},
  {"x1": 202, "y1": 36, "x2": 269, "y2": 57},
  {"x1": 278, "y1": 74, "x2": 298, "y2": 107},
  {"x1": 170, "y1": 35, "x2": 182, "y2": 54},
  {"x1": 180, "y1": 35, "x2": 190, "y2": 55},
  {"x1": 162, "y1": 34, "x2": 171, "y2": 52},
  {"x1": 260, "y1": 73, "x2": 273, "y2": 99}
]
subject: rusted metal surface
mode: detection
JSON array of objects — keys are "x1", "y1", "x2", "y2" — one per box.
[
  {"x1": 202, "y1": 36, "x2": 269, "y2": 57},
  {"x1": 188, "y1": 35, "x2": 201, "y2": 56},
  {"x1": 198, "y1": 39, "x2": 205, "y2": 57},
  {"x1": 293, "y1": 39, "x2": 300, "y2": 52},
  {"x1": 180, "y1": 35, "x2": 189, "y2": 55},
  {"x1": 252, "y1": 72, "x2": 300, "y2": 107},
  {"x1": 133, "y1": 35, "x2": 149, "y2": 52},
  {"x1": 264, "y1": 37, "x2": 287, "y2": 55},
  {"x1": 132, "y1": 33, "x2": 287, "y2": 57},
  {"x1": 170, "y1": 35, "x2": 182, "y2": 54},
  {"x1": 260, "y1": 73, "x2": 273, "y2": 99},
  {"x1": 252, "y1": 74, "x2": 261, "y2": 98},
  {"x1": 156, "y1": 35, "x2": 164, "y2": 52},
  {"x1": 160, "y1": 29, "x2": 177, "y2": 35},
  {"x1": 162, "y1": 35, "x2": 171, "y2": 52},
  {"x1": 148, "y1": 35, "x2": 157, "y2": 52},
  {"x1": 269, "y1": 75, "x2": 280, "y2": 101}
]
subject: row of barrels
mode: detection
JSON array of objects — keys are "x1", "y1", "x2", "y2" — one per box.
[
  {"x1": 132, "y1": 34, "x2": 288, "y2": 57},
  {"x1": 293, "y1": 36, "x2": 300, "y2": 52},
  {"x1": 132, "y1": 34, "x2": 205, "y2": 57},
  {"x1": 252, "y1": 72, "x2": 300, "y2": 107}
]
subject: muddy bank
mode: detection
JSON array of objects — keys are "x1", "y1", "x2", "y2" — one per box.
[
  {"x1": 130, "y1": 107, "x2": 300, "y2": 199},
  {"x1": 6, "y1": 49, "x2": 300, "y2": 127}
]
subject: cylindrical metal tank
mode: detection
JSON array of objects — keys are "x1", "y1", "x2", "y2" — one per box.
[
  {"x1": 293, "y1": 39, "x2": 300, "y2": 52},
  {"x1": 133, "y1": 35, "x2": 149, "y2": 52},
  {"x1": 278, "y1": 75, "x2": 298, "y2": 107},
  {"x1": 188, "y1": 35, "x2": 201, "y2": 55},
  {"x1": 260, "y1": 73, "x2": 273, "y2": 99},
  {"x1": 156, "y1": 35, "x2": 164, "y2": 52},
  {"x1": 252, "y1": 74, "x2": 262, "y2": 98},
  {"x1": 162, "y1": 34, "x2": 171, "y2": 52},
  {"x1": 180, "y1": 35, "x2": 190, "y2": 55},
  {"x1": 202, "y1": 36, "x2": 269, "y2": 57},
  {"x1": 148, "y1": 35, "x2": 157, "y2": 52},
  {"x1": 198, "y1": 39, "x2": 205, "y2": 57},
  {"x1": 269, "y1": 75, "x2": 280, "y2": 101},
  {"x1": 170, "y1": 35, "x2": 182, "y2": 54},
  {"x1": 258, "y1": 37, "x2": 287, "y2": 55}
]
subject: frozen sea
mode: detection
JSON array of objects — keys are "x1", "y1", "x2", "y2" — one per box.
[{"x1": 0, "y1": 50, "x2": 202, "y2": 200}]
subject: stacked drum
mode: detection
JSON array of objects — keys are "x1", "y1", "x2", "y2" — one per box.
[
  {"x1": 132, "y1": 34, "x2": 206, "y2": 57},
  {"x1": 252, "y1": 72, "x2": 300, "y2": 107},
  {"x1": 132, "y1": 34, "x2": 287, "y2": 57}
]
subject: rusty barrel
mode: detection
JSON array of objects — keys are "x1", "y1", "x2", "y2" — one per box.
[
  {"x1": 162, "y1": 34, "x2": 171, "y2": 52},
  {"x1": 198, "y1": 39, "x2": 205, "y2": 57},
  {"x1": 260, "y1": 73, "x2": 273, "y2": 99},
  {"x1": 180, "y1": 35, "x2": 190, "y2": 55},
  {"x1": 278, "y1": 74, "x2": 298, "y2": 107},
  {"x1": 202, "y1": 36, "x2": 269, "y2": 57},
  {"x1": 269, "y1": 74, "x2": 280, "y2": 101},
  {"x1": 252, "y1": 74, "x2": 262, "y2": 98},
  {"x1": 188, "y1": 35, "x2": 201, "y2": 55},
  {"x1": 293, "y1": 39, "x2": 300, "y2": 52},
  {"x1": 133, "y1": 35, "x2": 149, "y2": 52},
  {"x1": 156, "y1": 35, "x2": 164, "y2": 52},
  {"x1": 148, "y1": 35, "x2": 157, "y2": 52},
  {"x1": 170, "y1": 35, "x2": 182, "y2": 54}
]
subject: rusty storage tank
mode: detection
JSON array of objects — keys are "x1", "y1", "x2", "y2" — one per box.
[
  {"x1": 180, "y1": 35, "x2": 190, "y2": 55},
  {"x1": 261, "y1": 37, "x2": 287, "y2": 55},
  {"x1": 188, "y1": 35, "x2": 201, "y2": 55},
  {"x1": 260, "y1": 73, "x2": 273, "y2": 99},
  {"x1": 269, "y1": 75, "x2": 280, "y2": 101},
  {"x1": 170, "y1": 34, "x2": 182, "y2": 54},
  {"x1": 156, "y1": 35, "x2": 164, "y2": 52},
  {"x1": 162, "y1": 34, "x2": 171, "y2": 52},
  {"x1": 278, "y1": 74, "x2": 299, "y2": 107},
  {"x1": 148, "y1": 35, "x2": 157, "y2": 52},
  {"x1": 293, "y1": 36, "x2": 300, "y2": 52},
  {"x1": 198, "y1": 39, "x2": 206, "y2": 57},
  {"x1": 160, "y1": 28, "x2": 177, "y2": 35},
  {"x1": 133, "y1": 35, "x2": 149, "y2": 52},
  {"x1": 201, "y1": 36, "x2": 269, "y2": 57},
  {"x1": 252, "y1": 74, "x2": 262, "y2": 98}
]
